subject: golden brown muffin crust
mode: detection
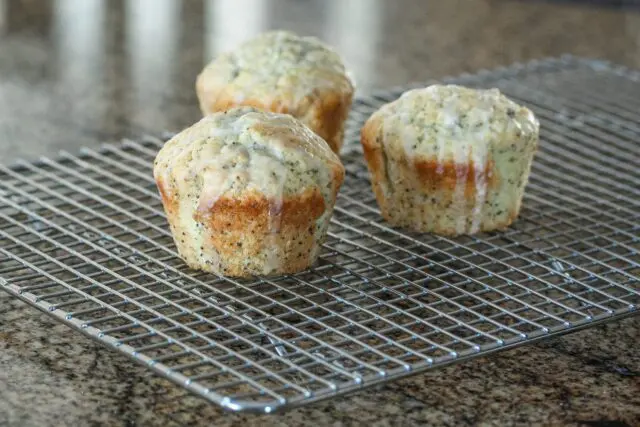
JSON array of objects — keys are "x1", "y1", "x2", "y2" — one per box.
[
  {"x1": 360, "y1": 85, "x2": 538, "y2": 236},
  {"x1": 154, "y1": 107, "x2": 344, "y2": 277}
]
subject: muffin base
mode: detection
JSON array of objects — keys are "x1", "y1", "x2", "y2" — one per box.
[
  {"x1": 157, "y1": 181, "x2": 332, "y2": 277},
  {"x1": 361, "y1": 123, "x2": 529, "y2": 236}
]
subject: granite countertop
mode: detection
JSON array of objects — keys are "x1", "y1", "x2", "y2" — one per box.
[{"x1": 1, "y1": 0, "x2": 639, "y2": 426}]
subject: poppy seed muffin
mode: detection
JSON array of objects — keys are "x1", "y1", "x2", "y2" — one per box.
[
  {"x1": 196, "y1": 30, "x2": 354, "y2": 154},
  {"x1": 361, "y1": 85, "x2": 539, "y2": 236},
  {"x1": 153, "y1": 107, "x2": 344, "y2": 277}
]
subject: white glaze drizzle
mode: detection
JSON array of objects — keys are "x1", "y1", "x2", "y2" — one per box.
[
  {"x1": 469, "y1": 144, "x2": 488, "y2": 234},
  {"x1": 452, "y1": 144, "x2": 470, "y2": 235}
]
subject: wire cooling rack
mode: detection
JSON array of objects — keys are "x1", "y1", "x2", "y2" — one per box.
[{"x1": 0, "y1": 56, "x2": 638, "y2": 413}]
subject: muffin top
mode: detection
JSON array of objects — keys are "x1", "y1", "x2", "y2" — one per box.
[
  {"x1": 197, "y1": 31, "x2": 354, "y2": 107},
  {"x1": 372, "y1": 85, "x2": 539, "y2": 160},
  {"x1": 154, "y1": 107, "x2": 344, "y2": 214}
]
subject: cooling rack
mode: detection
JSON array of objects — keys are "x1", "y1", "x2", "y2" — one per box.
[{"x1": 0, "y1": 56, "x2": 638, "y2": 413}]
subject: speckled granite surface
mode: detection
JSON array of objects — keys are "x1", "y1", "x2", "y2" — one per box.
[
  {"x1": 1, "y1": 293, "x2": 638, "y2": 426},
  {"x1": 1, "y1": 0, "x2": 639, "y2": 426}
]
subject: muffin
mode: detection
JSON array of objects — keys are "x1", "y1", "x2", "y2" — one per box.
[
  {"x1": 153, "y1": 107, "x2": 345, "y2": 277},
  {"x1": 360, "y1": 85, "x2": 539, "y2": 236},
  {"x1": 196, "y1": 30, "x2": 354, "y2": 154}
]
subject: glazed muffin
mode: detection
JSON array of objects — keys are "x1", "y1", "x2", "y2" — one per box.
[
  {"x1": 361, "y1": 85, "x2": 539, "y2": 236},
  {"x1": 154, "y1": 107, "x2": 344, "y2": 277},
  {"x1": 196, "y1": 30, "x2": 354, "y2": 154}
]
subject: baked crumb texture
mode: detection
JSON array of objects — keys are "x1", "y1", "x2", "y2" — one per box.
[
  {"x1": 361, "y1": 85, "x2": 539, "y2": 236},
  {"x1": 196, "y1": 30, "x2": 354, "y2": 154},
  {"x1": 154, "y1": 107, "x2": 345, "y2": 277}
]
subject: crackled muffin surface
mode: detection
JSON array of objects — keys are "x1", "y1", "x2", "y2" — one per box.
[
  {"x1": 154, "y1": 107, "x2": 344, "y2": 277},
  {"x1": 361, "y1": 84, "x2": 539, "y2": 235},
  {"x1": 196, "y1": 31, "x2": 354, "y2": 153}
]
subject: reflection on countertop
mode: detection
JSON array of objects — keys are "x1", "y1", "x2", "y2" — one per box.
[
  {"x1": 0, "y1": 1, "x2": 639, "y2": 426},
  {"x1": 1, "y1": 0, "x2": 639, "y2": 162}
]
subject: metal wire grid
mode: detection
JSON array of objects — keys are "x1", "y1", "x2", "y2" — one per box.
[{"x1": 0, "y1": 56, "x2": 638, "y2": 413}]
